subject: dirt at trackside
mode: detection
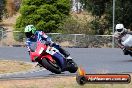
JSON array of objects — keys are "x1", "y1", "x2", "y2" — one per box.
[
  {"x1": 0, "y1": 60, "x2": 77, "y2": 88},
  {"x1": 0, "y1": 76, "x2": 132, "y2": 88},
  {"x1": 0, "y1": 60, "x2": 34, "y2": 74},
  {"x1": 0, "y1": 60, "x2": 132, "y2": 88},
  {"x1": 0, "y1": 76, "x2": 77, "y2": 88}
]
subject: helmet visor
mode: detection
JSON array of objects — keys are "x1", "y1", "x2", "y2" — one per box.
[
  {"x1": 117, "y1": 29, "x2": 123, "y2": 32},
  {"x1": 25, "y1": 32, "x2": 33, "y2": 38}
]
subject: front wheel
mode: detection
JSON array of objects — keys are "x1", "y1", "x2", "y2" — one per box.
[{"x1": 41, "y1": 58, "x2": 61, "y2": 74}]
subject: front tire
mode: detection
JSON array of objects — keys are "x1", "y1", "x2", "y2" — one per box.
[{"x1": 41, "y1": 58, "x2": 61, "y2": 74}]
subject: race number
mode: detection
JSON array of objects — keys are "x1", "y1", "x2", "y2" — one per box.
[{"x1": 46, "y1": 46, "x2": 58, "y2": 55}]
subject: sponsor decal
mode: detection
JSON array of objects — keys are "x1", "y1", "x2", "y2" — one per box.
[{"x1": 76, "y1": 67, "x2": 131, "y2": 85}]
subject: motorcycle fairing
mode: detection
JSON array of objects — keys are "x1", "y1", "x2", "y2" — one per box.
[
  {"x1": 122, "y1": 34, "x2": 132, "y2": 47},
  {"x1": 52, "y1": 52, "x2": 66, "y2": 69},
  {"x1": 30, "y1": 41, "x2": 54, "y2": 62},
  {"x1": 46, "y1": 46, "x2": 59, "y2": 55},
  {"x1": 30, "y1": 52, "x2": 39, "y2": 62}
]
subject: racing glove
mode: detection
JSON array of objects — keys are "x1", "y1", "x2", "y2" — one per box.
[{"x1": 52, "y1": 42, "x2": 60, "y2": 49}]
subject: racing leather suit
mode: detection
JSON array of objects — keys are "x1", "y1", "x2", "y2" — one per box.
[{"x1": 25, "y1": 31, "x2": 70, "y2": 61}]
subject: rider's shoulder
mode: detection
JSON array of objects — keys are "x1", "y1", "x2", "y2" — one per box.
[
  {"x1": 25, "y1": 38, "x2": 31, "y2": 43},
  {"x1": 114, "y1": 32, "x2": 120, "y2": 38},
  {"x1": 114, "y1": 31, "x2": 120, "y2": 36},
  {"x1": 26, "y1": 37, "x2": 29, "y2": 40},
  {"x1": 36, "y1": 31, "x2": 45, "y2": 35}
]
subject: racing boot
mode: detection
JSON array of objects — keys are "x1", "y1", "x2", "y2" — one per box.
[
  {"x1": 58, "y1": 47, "x2": 72, "y2": 59},
  {"x1": 123, "y1": 48, "x2": 129, "y2": 55},
  {"x1": 34, "y1": 57, "x2": 43, "y2": 67},
  {"x1": 36, "y1": 63, "x2": 43, "y2": 67}
]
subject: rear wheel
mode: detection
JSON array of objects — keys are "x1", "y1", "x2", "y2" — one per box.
[
  {"x1": 67, "y1": 60, "x2": 78, "y2": 73},
  {"x1": 41, "y1": 58, "x2": 61, "y2": 74}
]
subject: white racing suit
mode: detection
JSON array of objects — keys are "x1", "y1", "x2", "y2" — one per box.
[{"x1": 114, "y1": 31, "x2": 132, "y2": 55}]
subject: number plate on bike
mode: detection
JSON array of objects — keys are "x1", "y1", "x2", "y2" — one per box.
[{"x1": 46, "y1": 46, "x2": 58, "y2": 55}]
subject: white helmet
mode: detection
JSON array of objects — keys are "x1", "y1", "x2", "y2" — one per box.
[{"x1": 115, "y1": 24, "x2": 125, "y2": 33}]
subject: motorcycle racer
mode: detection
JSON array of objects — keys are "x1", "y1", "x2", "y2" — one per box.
[
  {"x1": 114, "y1": 24, "x2": 132, "y2": 55},
  {"x1": 24, "y1": 25, "x2": 72, "y2": 61}
]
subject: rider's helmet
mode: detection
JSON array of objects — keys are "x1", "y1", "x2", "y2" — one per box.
[
  {"x1": 115, "y1": 24, "x2": 125, "y2": 34},
  {"x1": 24, "y1": 25, "x2": 36, "y2": 38}
]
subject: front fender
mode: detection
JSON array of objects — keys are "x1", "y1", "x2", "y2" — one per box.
[{"x1": 30, "y1": 52, "x2": 40, "y2": 62}]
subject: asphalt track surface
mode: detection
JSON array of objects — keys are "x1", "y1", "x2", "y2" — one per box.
[{"x1": 0, "y1": 47, "x2": 132, "y2": 79}]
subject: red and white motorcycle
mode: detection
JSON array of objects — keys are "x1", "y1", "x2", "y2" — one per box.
[{"x1": 30, "y1": 41, "x2": 78, "y2": 74}]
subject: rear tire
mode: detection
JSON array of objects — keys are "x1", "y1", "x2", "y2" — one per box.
[
  {"x1": 41, "y1": 58, "x2": 61, "y2": 74},
  {"x1": 67, "y1": 60, "x2": 78, "y2": 73}
]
